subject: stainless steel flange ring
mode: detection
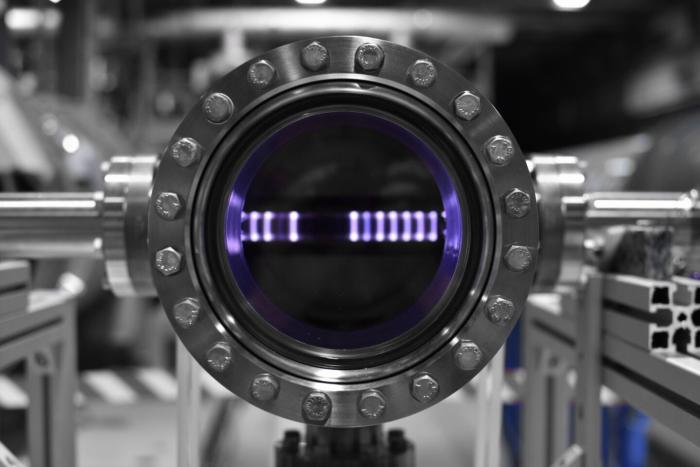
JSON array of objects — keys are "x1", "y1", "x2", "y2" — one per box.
[{"x1": 148, "y1": 36, "x2": 539, "y2": 427}]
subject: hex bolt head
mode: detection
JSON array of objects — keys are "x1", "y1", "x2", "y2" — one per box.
[
  {"x1": 504, "y1": 188, "x2": 532, "y2": 218},
  {"x1": 302, "y1": 392, "x2": 332, "y2": 422},
  {"x1": 170, "y1": 137, "x2": 202, "y2": 167},
  {"x1": 173, "y1": 297, "x2": 200, "y2": 328},
  {"x1": 486, "y1": 295, "x2": 515, "y2": 325},
  {"x1": 154, "y1": 192, "x2": 182, "y2": 220},
  {"x1": 250, "y1": 373, "x2": 280, "y2": 402},
  {"x1": 206, "y1": 342, "x2": 232, "y2": 372},
  {"x1": 454, "y1": 91, "x2": 481, "y2": 121},
  {"x1": 202, "y1": 92, "x2": 234, "y2": 124},
  {"x1": 408, "y1": 59, "x2": 437, "y2": 88},
  {"x1": 485, "y1": 135, "x2": 515, "y2": 166},
  {"x1": 301, "y1": 41, "x2": 329, "y2": 71},
  {"x1": 155, "y1": 247, "x2": 182, "y2": 276},
  {"x1": 355, "y1": 43, "x2": 385, "y2": 72},
  {"x1": 504, "y1": 245, "x2": 533, "y2": 272},
  {"x1": 453, "y1": 340, "x2": 483, "y2": 371},
  {"x1": 247, "y1": 60, "x2": 276, "y2": 89},
  {"x1": 358, "y1": 389, "x2": 387, "y2": 419},
  {"x1": 410, "y1": 373, "x2": 439, "y2": 403}
]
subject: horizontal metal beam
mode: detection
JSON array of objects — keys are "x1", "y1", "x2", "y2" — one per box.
[{"x1": 141, "y1": 8, "x2": 514, "y2": 44}]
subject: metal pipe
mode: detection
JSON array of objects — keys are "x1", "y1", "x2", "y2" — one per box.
[
  {"x1": 0, "y1": 192, "x2": 103, "y2": 258},
  {"x1": 584, "y1": 191, "x2": 697, "y2": 227}
]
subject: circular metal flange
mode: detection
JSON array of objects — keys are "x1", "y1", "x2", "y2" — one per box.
[{"x1": 148, "y1": 36, "x2": 539, "y2": 427}]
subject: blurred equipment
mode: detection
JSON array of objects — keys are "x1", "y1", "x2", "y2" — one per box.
[
  {"x1": 0, "y1": 260, "x2": 76, "y2": 467},
  {"x1": 1, "y1": 35, "x2": 700, "y2": 467}
]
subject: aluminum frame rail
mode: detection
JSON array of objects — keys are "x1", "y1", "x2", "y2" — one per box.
[
  {"x1": 522, "y1": 273, "x2": 700, "y2": 467},
  {"x1": 0, "y1": 261, "x2": 77, "y2": 467}
]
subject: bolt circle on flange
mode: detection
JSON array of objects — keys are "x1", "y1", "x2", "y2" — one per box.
[
  {"x1": 149, "y1": 36, "x2": 540, "y2": 428},
  {"x1": 250, "y1": 373, "x2": 280, "y2": 402},
  {"x1": 247, "y1": 60, "x2": 276, "y2": 89},
  {"x1": 358, "y1": 389, "x2": 387, "y2": 419},
  {"x1": 300, "y1": 41, "x2": 329, "y2": 71},
  {"x1": 504, "y1": 245, "x2": 533, "y2": 272},
  {"x1": 155, "y1": 247, "x2": 182, "y2": 276},
  {"x1": 206, "y1": 342, "x2": 232, "y2": 372},
  {"x1": 485, "y1": 135, "x2": 515, "y2": 166},
  {"x1": 173, "y1": 297, "x2": 200, "y2": 328},
  {"x1": 408, "y1": 59, "x2": 437, "y2": 88},
  {"x1": 453, "y1": 340, "x2": 482, "y2": 370},
  {"x1": 202, "y1": 92, "x2": 234, "y2": 124},
  {"x1": 410, "y1": 373, "x2": 439, "y2": 403},
  {"x1": 154, "y1": 192, "x2": 182, "y2": 220},
  {"x1": 170, "y1": 137, "x2": 202, "y2": 167},
  {"x1": 486, "y1": 296, "x2": 515, "y2": 325},
  {"x1": 453, "y1": 91, "x2": 481, "y2": 121},
  {"x1": 355, "y1": 43, "x2": 385, "y2": 72},
  {"x1": 302, "y1": 392, "x2": 332, "y2": 422},
  {"x1": 504, "y1": 188, "x2": 531, "y2": 218}
]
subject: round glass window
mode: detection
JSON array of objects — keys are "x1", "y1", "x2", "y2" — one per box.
[{"x1": 223, "y1": 110, "x2": 464, "y2": 349}]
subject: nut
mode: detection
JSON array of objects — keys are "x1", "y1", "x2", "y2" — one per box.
[
  {"x1": 410, "y1": 373, "x2": 439, "y2": 403},
  {"x1": 408, "y1": 59, "x2": 437, "y2": 87},
  {"x1": 486, "y1": 295, "x2": 515, "y2": 325},
  {"x1": 504, "y1": 245, "x2": 533, "y2": 272},
  {"x1": 485, "y1": 135, "x2": 514, "y2": 166},
  {"x1": 453, "y1": 340, "x2": 482, "y2": 370},
  {"x1": 454, "y1": 91, "x2": 481, "y2": 120},
  {"x1": 202, "y1": 92, "x2": 234, "y2": 124},
  {"x1": 355, "y1": 43, "x2": 385, "y2": 72},
  {"x1": 504, "y1": 189, "x2": 531, "y2": 218},
  {"x1": 250, "y1": 374, "x2": 280, "y2": 402},
  {"x1": 247, "y1": 60, "x2": 276, "y2": 89},
  {"x1": 173, "y1": 297, "x2": 200, "y2": 328},
  {"x1": 154, "y1": 192, "x2": 182, "y2": 220},
  {"x1": 300, "y1": 41, "x2": 329, "y2": 71},
  {"x1": 302, "y1": 392, "x2": 332, "y2": 422},
  {"x1": 170, "y1": 137, "x2": 202, "y2": 167},
  {"x1": 358, "y1": 390, "x2": 387, "y2": 419},
  {"x1": 155, "y1": 247, "x2": 182, "y2": 276},
  {"x1": 206, "y1": 342, "x2": 232, "y2": 372}
]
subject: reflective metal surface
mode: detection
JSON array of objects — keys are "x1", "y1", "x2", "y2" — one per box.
[{"x1": 149, "y1": 36, "x2": 539, "y2": 427}]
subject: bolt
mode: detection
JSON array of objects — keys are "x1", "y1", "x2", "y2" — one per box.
[
  {"x1": 154, "y1": 192, "x2": 182, "y2": 220},
  {"x1": 250, "y1": 373, "x2": 280, "y2": 402},
  {"x1": 202, "y1": 92, "x2": 234, "y2": 124},
  {"x1": 504, "y1": 188, "x2": 531, "y2": 218},
  {"x1": 358, "y1": 389, "x2": 387, "y2": 419},
  {"x1": 504, "y1": 245, "x2": 533, "y2": 272},
  {"x1": 454, "y1": 91, "x2": 481, "y2": 121},
  {"x1": 155, "y1": 247, "x2": 182, "y2": 276},
  {"x1": 485, "y1": 135, "x2": 515, "y2": 166},
  {"x1": 170, "y1": 137, "x2": 202, "y2": 167},
  {"x1": 355, "y1": 43, "x2": 385, "y2": 72},
  {"x1": 408, "y1": 59, "x2": 437, "y2": 87},
  {"x1": 410, "y1": 373, "x2": 439, "y2": 403},
  {"x1": 302, "y1": 391, "x2": 332, "y2": 422},
  {"x1": 247, "y1": 60, "x2": 276, "y2": 89},
  {"x1": 206, "y1": 342, "x2": 232, "y2": 372},
  {"x1": 173, "y1": 297, "x2": 200, "y2": 328},
  {"x1": 486, "y1": 295, "x2": 515, "y2": 325},
  {"x1": 453, "y1": 340, "x2": 482, "y2": 370},
  {"x1": 301, "y1": 41, "x2": 329, "y2": 71}
]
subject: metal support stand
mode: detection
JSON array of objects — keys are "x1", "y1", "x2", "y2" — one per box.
[
  {"x1": 177, "y1": 341, "x2": 201, "y2": 467},
  {"x1": 574, "y1": 274, "x2": 603, "y2": 467},
  {"x1": 0, "y1": 262, "x2": 77, "y2": 467},
  {"x1": 474, "y1": 347, "x2": 504, "y2": 467},
  {"x1": 524, "y1": 272, "x2": 700, "y2": 467},
  {"x1": 275, "y1": 425, "x2": 414, "y2": 467}
]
